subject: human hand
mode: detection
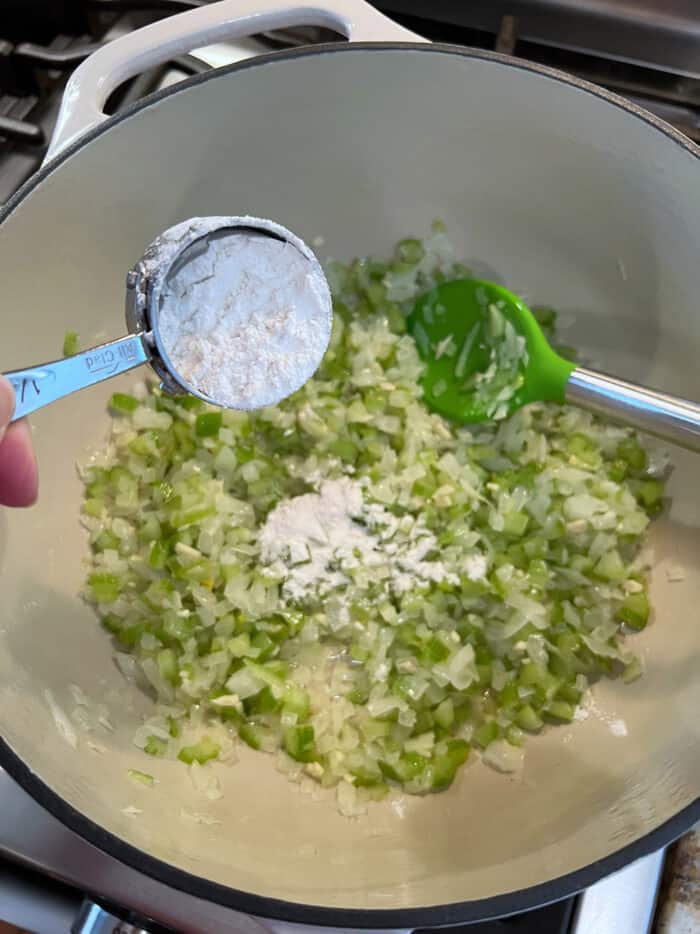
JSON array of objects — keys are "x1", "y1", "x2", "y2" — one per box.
[{"x1": 0, "y1": 376, "x2": 38, "y2": 507}]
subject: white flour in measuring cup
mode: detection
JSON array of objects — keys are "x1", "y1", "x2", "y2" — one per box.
[{"x1": 155, "y1": 220, "x2": 332, "y2": 410}]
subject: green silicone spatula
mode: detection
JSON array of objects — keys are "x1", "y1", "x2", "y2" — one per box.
[{"x1": 408, "y1": 278, "x2": 700, "y2": 453}]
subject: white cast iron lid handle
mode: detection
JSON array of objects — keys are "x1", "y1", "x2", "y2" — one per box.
[{"x1": 46, "y1": 0, "x2": 426, "y2": 162}]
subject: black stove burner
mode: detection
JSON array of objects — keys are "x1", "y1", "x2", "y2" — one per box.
[
  {"x1": 0, "y1": 0, "x2": 214, "y2": 202},
  {"x1": 376, "y1": 3, "x2": 700, "y2": 143},
  {"x1": 77, "y1": 891, "x2": 577, "y2": 934},
  {"x1": 413, "y1": 898, "x2": 576, "y2": 934},
  {"x1": 1, "y1": 0, "x2": 698, "y2": 205}
]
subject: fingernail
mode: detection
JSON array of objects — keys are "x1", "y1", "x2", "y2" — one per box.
[{"x1": 0, "y1": 376, "x2": 15, "y2": 439}]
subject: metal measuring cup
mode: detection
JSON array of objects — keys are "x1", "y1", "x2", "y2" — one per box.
[{"x1": 2, "y1": 216, "x2": 333, "y2": 421}]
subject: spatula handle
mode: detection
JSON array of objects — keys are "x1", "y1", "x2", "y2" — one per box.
[{"x1": 566, "y1": 367, "x2": 700, "y2": 453}]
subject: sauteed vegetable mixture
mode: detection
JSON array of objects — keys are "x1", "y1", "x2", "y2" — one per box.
[{"x1": 81, "y1": 224, "x2": 665, "y2": 810}]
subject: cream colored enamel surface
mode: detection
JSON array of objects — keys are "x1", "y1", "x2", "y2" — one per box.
[{"x1": 1, "y1": 48, "x2": 699, "y2": 913}]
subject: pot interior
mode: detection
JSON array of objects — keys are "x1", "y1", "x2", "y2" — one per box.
[{"x1": 0, "y1": 46, "x2": 699, "y2": 918}]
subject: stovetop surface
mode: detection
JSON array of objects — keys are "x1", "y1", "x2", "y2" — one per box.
[
  {"x1": 0, "y1": 761, "x2": 666, "y2": 934},
  {"x1": 0, "y1": 0, "x2": 698, "y2": 204},
  {"x1": 414, "y1": 899, "x2": 575, "y2": 933}
]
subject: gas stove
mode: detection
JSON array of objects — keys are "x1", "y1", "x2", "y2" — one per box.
[
  {"x1": 1, "y1": 0, "x2": 698, "y2": 208},
  {"x1": 0, "y1": 2, "x2": 697, "y2": 932},
  {"x1": 0, "y1": 765, "x2": 669, "y2": 933}
]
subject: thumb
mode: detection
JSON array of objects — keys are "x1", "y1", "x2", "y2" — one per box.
[{"x1": 0, "y1": 376, "x2": 14, "y2": 443}]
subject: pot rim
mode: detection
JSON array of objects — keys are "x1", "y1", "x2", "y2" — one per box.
[{"x1": 2, "y1": 40, "x2": 699, "y2": 928}]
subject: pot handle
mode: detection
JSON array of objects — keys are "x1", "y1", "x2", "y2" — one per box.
[{"x1": 46, "y1": 0, "x2": 425, "y2": 162}]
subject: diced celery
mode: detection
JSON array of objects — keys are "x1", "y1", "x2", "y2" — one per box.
[
  {"x1": 567, "y1": 433, "x2": 600, "y2": 468},
  {"x1": 474, "y1": 720, "x2": 499, "y2": 748},
  {"x1": 594, "y1": 550, "x2": 627, "y2": 582},
  {"x1": 328, "y1": 438, "x2": 358, "y2": 462},
  {"x1": 399, "y1": 752, "x2": 429, "y2": 780},
  {"x1": 239, "y1": 721, "x2": 264, "y2": 750},
  {"x1": 252, "y1": 631, "x2": 276, "y2": 661},
  {"x1": 170, "y1": 505, "x2": 216, "y2": 529},
  {"x1": 109, "y1": 393, "x2": 139, "y2": 414},
  {"x1": 557, "y1": 683, "x2": 582, "y2": 705},
  {"x1": 94, "y1": 529, "x2": 120, "y2": 552},
  {"x1": 545, "y1": 700, "x2": 574, "y2": 722},
  {"x1": 87, "y1": 573, "x2": 121, "y2": 604},
  {"x1": 632, "y1": 478, "x2": 664, "y2": 512},
  {"x1": 177, "y1": 736, "x2": 220, "y2": 765},
  {"x1": 515, "y1": 705, "x2": 543, "y2": 733},
  {"x1": 505, "y1": 726, "x2": 524, "y2": 747},
  {"x1": 102, "y1": 614, "x2": 121, "y2": 635},
  {"x1": 63, "y1": 331, "x2": 80, "y2": 357},
  {"x1": 502, "y1": 512, "x2": 529, "y2": 537},
  {"x1": 616, "y1": 438, "x2": 647, "y2": 472},
  {"x1": 148, "y1": 539, "x2": 168, "y2": 570},
  {"x1": 138, "y1": 516, "x2": 161, "y2": 543},
  {"x1": 82, "y1": 498, "x2": 104, "y2": 518},
  {"x1": 434, "y1": 698, "x2": 455, "y2": 729},
  {"x1": 498, "y1": 682, "x2": 519, "y2": 710},
  {"x1": 396, "y1": 238, "x2": 424, "y2": 264},
  {"x1": 348, "y1": 687, "x2": 370, "y2": 707},
  {"x1": 425, "y1": 637, "x2": 450, "y2": 663},
  {"x1": 623, "y1": 658, "x2": 643, "y2": 683},
  {"x1": 157, "y1": 648, "x2": 179, "y2": 685},
  {"x1": 228, "y1": 633, "x2": 256, "y2": 659},
  {"x1": 282, "y1": 683, "x2": 311, "y2": 720},
  {"x1": 246, "y1": 686, "x2": 281, "y2": 715},
  {"x1": 608, "y1": 459, "x2": 628, "y2": 483},
  {"x1": 617, "y1": 592, "x2": 650, "y2": 630},
  {"x1": 128, "y1": 769, "x2": 154, "y2": 785},
  {"x1": 351, "y1": 764, "x2": 384, "y2": 787},
  {"x1": 432, "y1": 739, "x2": 470, "y2": 790},
  {"x1": 195, "y1": 412, "x2": 223, "y2": 437},
  {"x1": 284, "y1": 724, "x2": 316, "y2": 762},
  {"x1": 116, "y1": 624, "x2": 143, "y2": 647},
  {"x1": 244, "y1": 660, "x2": 286, "y2": 687},
  {"x1": 144, "y1": 735, "x2": 168, "y2": 756}
]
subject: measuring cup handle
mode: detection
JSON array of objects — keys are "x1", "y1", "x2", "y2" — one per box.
[
  {"x1": 3, "y1": 335, "x2": 149, "y2": 421},
  {"x1": 46, "y1": 0, "x2": 425, "y2": 161},
  {"x1": 566, "y1": 367, "x2": 700, "y2": 453}
]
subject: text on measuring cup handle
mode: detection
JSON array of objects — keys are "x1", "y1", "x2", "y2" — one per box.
[
  {"x1": 84, "y1": 341, "x2": 140, "y2": 376},
  {"x1": 8, "y1": 369, "x2": 57, "y2": 403}
]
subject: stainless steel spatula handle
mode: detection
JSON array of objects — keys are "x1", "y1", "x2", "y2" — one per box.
[
  {"x1": 567, "y1": 367, "x2": 700, "y2": 452},
  {"x1": 2, "y1": 334, "x2": 149, "y2": 421}
]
